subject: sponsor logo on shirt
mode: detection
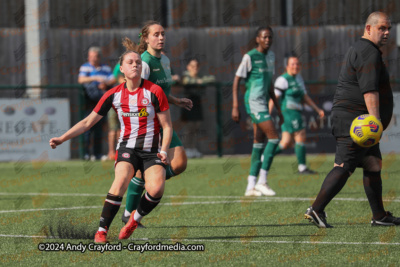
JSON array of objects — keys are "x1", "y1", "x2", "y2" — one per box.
[
  {"x1": 121, "y1": 108, "x2": 149, "y2": 117},
  {"x1": 156, "y1": 77, "x2": 173, "y2": 85},
  {"x1": 254, "y1": 60, "x2": 263, "y2": 64},
  {"x1": 153, "y1": 68, "x2": 160, "y2": 71}
]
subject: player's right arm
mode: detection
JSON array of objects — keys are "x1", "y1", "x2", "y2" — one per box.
[
  {"x1": 50, "y1": 89, "x2": 115, "y2": 148},
  {"x1": 232, "y1": 75, "x2": 241, "y2": 122},
  {"x1": 232, "y1": 54, "x2": 251, "y2": 123},
  {"x1": 49, "y1": 112, "x2": 103, "y2": 148}
]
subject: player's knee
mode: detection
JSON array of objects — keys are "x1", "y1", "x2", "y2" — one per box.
[
  {"x1": 171, "y1": 156, "x2": 187, "y2": 175},
  {"x1": 173, "y1": 161, "x2": 187, "y2": 175}
]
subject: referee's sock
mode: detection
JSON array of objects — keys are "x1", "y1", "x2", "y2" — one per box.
[
  {"x1": 98, "y1": 193, "x2": 122, "y2": 232},
  {"x1": 363, "y1": 170, "x2": 386, "y2": 220},
  {"x1": 124, "y1": 177, "x2": 145, "y2": 216},
  {"x1": 312, "y1": 166, "x2": 350, "y2": 213},
  {"x1": 135, "y1": 192, "x2": 162, "y2": 222}
]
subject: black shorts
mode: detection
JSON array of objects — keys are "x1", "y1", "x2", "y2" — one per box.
[
  {"x1": 335, "y1": 136, "x2": 382, "y2": 173},
  {"x1": 115, "y1": 147, "x2": 166, "y2": 178}
]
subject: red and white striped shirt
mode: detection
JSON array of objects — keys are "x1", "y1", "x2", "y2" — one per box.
[{"x1": 93, "y1": 79, "x2": 169, "y2": 152}]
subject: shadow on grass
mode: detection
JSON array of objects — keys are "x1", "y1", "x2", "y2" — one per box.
[{"x1": 44, "y1": 216, "x2": 95, "y2": 240}]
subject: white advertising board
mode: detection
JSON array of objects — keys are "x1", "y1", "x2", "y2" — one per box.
[{"x1": 0, "y1": 98, "x2": 70, "y2": 161}]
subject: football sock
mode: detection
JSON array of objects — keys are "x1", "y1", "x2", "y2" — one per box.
[
  {"x1": 125, "y1": 177, "x2": 145, "y2": 214},
  {"x1": 246, "y1": 175, "x2": 257, "y2": 191},
  {"x1": 136, "y1": 192, "x2": 162, "y2": 222},
  {"x1": 249, "y1": 143, "x2": 265, "y2": 176},
  {"x1": 363, "y1": 170, "x2": 386, "y2": 220},
  {"x1": 166, "y1": 165, "x2": 176, "y2": 180},
  {"x1": 261, "y1": 139, "x2": 279, "y2": 171},
  {"x1": 274, "y1": 144, "x2": 283, "y2": 156},
  {"x1": 98, "y1": 193, "x2": 122, "y2": 231},
  {"x1": 295, "y1": 142, "x2": 306, "y2": 165},
  {"x1": 312, "y1": 167, "x2": 350, "y2": 213},
  {"x1": 257, "y1": 169, "x2": 268, "y2": 185}
]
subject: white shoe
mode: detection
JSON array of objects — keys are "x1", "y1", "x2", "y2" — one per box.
[
  {"x1": 90, "y1": 155, "x2": 96, "y2": 162},
  {"x1": 244, "y1": 188, "x2": 262, "y2": 197},
  {"x1": 255, "y1": 183, "x2": 276, "y2": 196}
]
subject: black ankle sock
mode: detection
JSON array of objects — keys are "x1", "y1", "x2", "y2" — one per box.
[
  {"x1": 363, "y1": 170, "x2": 386, "y2": 220},
  {"x1": 137, "y1": 192, "x2": 162, "y2": 217},
  {"x1": 312, "y1": 167, "x2": 350, "y2": 213},
  {"x1": 99, "y1": 193, "x2": 123, "y2": 230}
]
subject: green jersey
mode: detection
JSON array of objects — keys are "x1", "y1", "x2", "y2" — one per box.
[
  {"x1": 274, "y1": 73, "x2": 306, "y2": 112},
  {"x1": 236, "y1": 48, "x2": 275, "y2": 114},
  {"x1": 141, "y1": 51, "x2": 173, "y2": 97},
  {"x1": 113, "y1": 63, "x2": 123, "y2": 79}
]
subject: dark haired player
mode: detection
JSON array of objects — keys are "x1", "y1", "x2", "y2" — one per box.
[{"x1": 232, "y1": 26, "x2": 284, "y2": 196}]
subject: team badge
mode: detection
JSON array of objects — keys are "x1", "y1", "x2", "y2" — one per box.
[
  {"x1": 122, "y1": 153, "x2": 130, "y2": 158},
  {"x1": 141, "y1": 98, "x2": 150, "y2": 105}
]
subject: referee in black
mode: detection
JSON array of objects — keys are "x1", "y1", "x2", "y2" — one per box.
[{"x1": 305, "y1": 11, "x2": 399, "y2": 227}]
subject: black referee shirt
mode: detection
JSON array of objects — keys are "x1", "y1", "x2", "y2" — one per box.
[{"x1": 332, "y1": 38, "x2": 393, "y2": 131}]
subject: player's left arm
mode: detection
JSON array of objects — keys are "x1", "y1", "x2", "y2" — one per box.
[
  {"x1": 157, "y1": 110, "x2": 172, "y2": 165},
  {"x1": 168, "y1": 94, "x2": 193, "y2": 111},
  {"x1": 268, "y1": 81, "x2": 284, "y2": 125},
  {"x1": 303, "y1": 95, "x2": 325, "y2": 118}
]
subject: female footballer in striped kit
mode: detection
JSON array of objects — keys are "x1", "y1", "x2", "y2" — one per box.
[
  {"x1": 50, "y1": 48, "x2": 172, "y2": 243},
  {"x1": 120, "y1": 21, "x2": 193, "y2": 226}
]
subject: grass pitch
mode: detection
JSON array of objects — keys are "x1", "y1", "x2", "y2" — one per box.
[{"x1": 0, "y1": 153, "x2": 399, "y2": 266}]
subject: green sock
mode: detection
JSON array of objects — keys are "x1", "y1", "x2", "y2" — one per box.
[
  {"x1": 274, "y1": 144, "x2": 283, "y2": 156},
  {"x1": 261, "y1": 139, "x2": 279, "y2": 171},
  {"x1": 295, "y1": 142, "x2": 306, "y2": 165},
  {"x1": 125, "y1": 177, "x2": 145, "y2": 213},
  {"x1": 166, "y1": 165, "x2": 176, "y2": 180},
  {"x1": 249, "y1": 143, "x2": 265, "y2": 176}
]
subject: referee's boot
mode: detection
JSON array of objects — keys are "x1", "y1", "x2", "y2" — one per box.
[
  {"x1": 371, "y1": 211, "x2": 400, "y2": 226},
  {"x1": 304, "y1": 206, "x2": 333, "y2": 228}
]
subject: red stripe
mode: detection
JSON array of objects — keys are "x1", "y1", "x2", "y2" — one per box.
[
  {"x1": 121, "y1": 87, "x2": 132, "y2": 141},
  {"x1": 137, "y1": 89, "x2": 147, "y2": 138}
]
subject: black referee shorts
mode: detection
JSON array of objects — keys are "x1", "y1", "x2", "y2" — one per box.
[
  {"x1": 334, "y1": 137, "x2": 382, "y2": 173},
  {"x1": 331, "y1": 110, "x2": 382, "y2": 173},
  {"x1": 115, "y1": 147, "x2": 166, "y2": 178}
]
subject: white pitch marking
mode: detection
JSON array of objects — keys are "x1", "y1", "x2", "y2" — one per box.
[
  {"x1": 0, "y1": 192, "x2": 399, "y2": 203},
  {"x1": 0, "y1": 234, "x2": 399, "y2": 246}
]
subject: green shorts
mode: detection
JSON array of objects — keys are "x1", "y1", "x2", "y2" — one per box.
[
  {"x1": 281, "y1": 110, "x2": 305, "y2": 133},
  {"x1": 161, "y1": 129, "x2": 183, "y2": 148},
  {"x1": 107, "y1": 109, "x2": 120, "y2": 131}
]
